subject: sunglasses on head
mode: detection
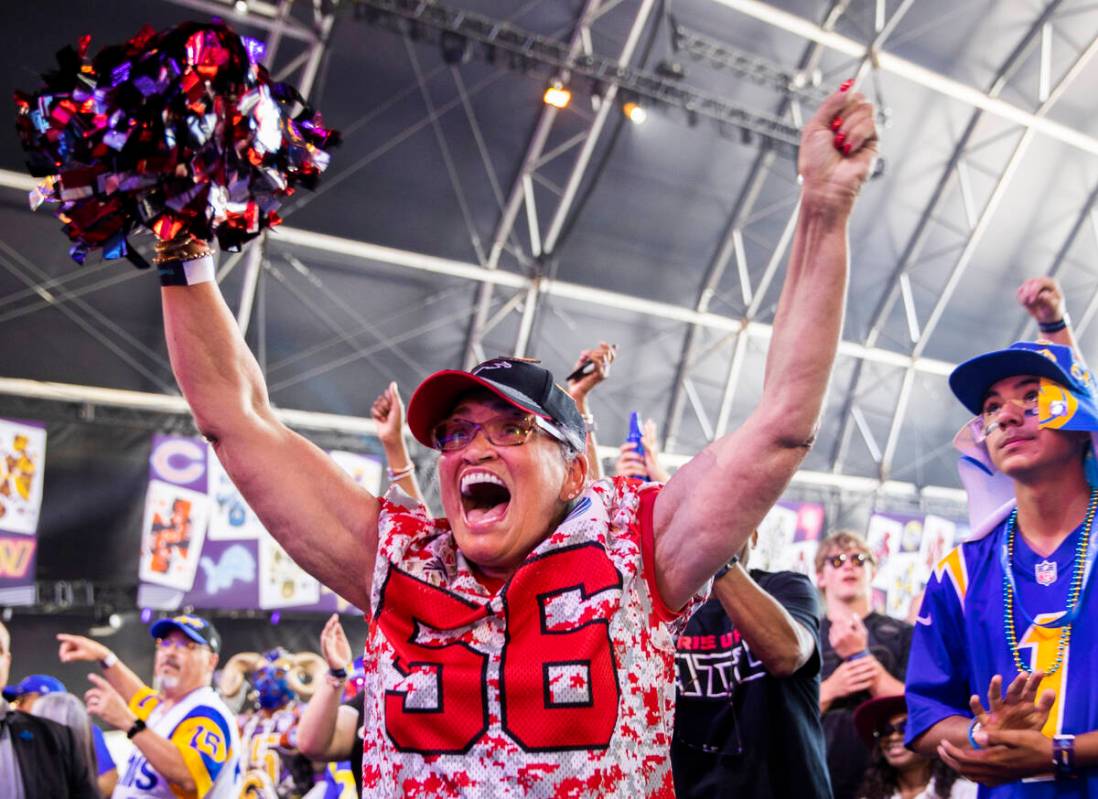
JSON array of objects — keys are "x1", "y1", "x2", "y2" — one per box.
[
  {"x1": 827, "y1": 552, "x2": 870, "y2": 569},
  {"x1": 874, "y1": 718, "x2": 907, "y2": 740}
]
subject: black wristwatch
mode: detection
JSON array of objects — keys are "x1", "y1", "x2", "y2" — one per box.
[
  {"x1": 714, "y1": 555, "x2": 740, "y2": 581},
  {"x1": 126, "y1": 718, "x2": 147, "y2": 740}
]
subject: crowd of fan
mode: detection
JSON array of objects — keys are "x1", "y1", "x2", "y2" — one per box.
[
  {"x1": 1, "y1": 78, "x2": 1092, "y2": 798},
  {"x1": 0, "y1": 274, "x2": 1087, "y2": 799}
]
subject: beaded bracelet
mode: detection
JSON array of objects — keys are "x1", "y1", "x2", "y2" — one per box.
[{"x1": 387, "y1": 464, "x2": 415, "y2": 481}]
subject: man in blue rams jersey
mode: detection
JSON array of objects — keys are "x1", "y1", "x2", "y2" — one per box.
[
  {"x1": 58, "y1": 614, "x2": 241, "y2": 798},
  {"x1": 906, "y1": 283, "x2": 1098, "y2": 795}
]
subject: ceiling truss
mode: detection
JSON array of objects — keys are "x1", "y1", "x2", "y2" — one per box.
[{"x1": 6, "y1": 0, "x2": 1098, "y2": 512}]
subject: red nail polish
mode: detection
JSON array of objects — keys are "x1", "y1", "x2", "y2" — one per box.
[
  {"x1": 843, "y1": 141, "x2": 853, "y2": 156},
  {"x1": 839, "y1": 79, "x2": 854, "y2": 92},
  {"x1": 830, "y1": 117, "x2": 842, "y2": 131},
  {"x1": 834, "y1": 132, "x2": 845, "y2": 144}
]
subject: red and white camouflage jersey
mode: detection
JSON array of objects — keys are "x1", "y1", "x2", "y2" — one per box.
[{"x1": 360, "y1": 476, "x2": 705, "y2": 798}]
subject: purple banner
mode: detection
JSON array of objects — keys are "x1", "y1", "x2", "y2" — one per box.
[
  {"x1": 0, "y1": 418, "x2": 47, "y2": 604},
  {"x1": 139, "y1": 434, "x2": 367, "y2": 615},
  {"x1": 0, "y1": 534, "x2": 36, "y2": 589}
]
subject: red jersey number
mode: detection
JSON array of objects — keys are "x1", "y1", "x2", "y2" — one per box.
[
  {"x1": 378, "y1": 569, "x2": 490, "y2": 753},
  {"x1": 376, "y1": 544, "x2": 621, "y2": 753},
  {"x1": 501, "y1": 544, "x2": 622, "y2": 750}
]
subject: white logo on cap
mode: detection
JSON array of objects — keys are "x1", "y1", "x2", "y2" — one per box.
[{"x1": 473, "y1": 361, "x2": 511, "y2": 374}]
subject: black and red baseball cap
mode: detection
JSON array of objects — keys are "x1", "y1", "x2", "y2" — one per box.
[{"x1": 407, "y1": 357, "x2": 587, "y2": 453}]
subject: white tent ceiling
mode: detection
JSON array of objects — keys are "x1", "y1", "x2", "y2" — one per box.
[{"x1": 4, "y1": 0, "x2": 1098, "y2": 525}]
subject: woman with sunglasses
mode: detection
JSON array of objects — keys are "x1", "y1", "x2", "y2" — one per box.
[
  {"x1": 817, "y1": 531, "x2": 913, "y2": 799},
  {"x1": 854, "y1": 695, "x2": 974, "y2": 799}
]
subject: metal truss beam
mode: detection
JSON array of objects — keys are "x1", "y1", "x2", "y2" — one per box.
[
  {"x1": 831, "y1": 0, "x2": 1071, "y2": 475},
  {"x1": 1011, "y1": 179, "x2": 1098, "y2": 342},
  {"x1": 163, "y1": 0, "x2": 317, "y2": 41},
  {"x1": 461, "y1": 0, "x2": 603, "y2": 368},
  {"x1": 670, "y1": 22, "x2": 829, "y2": 104},
  {"x1": 0, "y1": 171, "x2": 956, "y2": 383},
  {"x1": 540, "y1": 0, "x2": 659, "y2": 256},
  {"x1": 711, "y1": 0, "x2": 1098, "y2": 156},
  {"x1": 0, "y1": 375, "x2": 965, "y2": 502},
  {"x1": 356, "y1": 0, "x2": 802, "y2": 148},
  {"x1": 663, "y1": 0, "x2": 855, "y2": 452},
  {"x1": 0, "y1": 377, "x2": 379, "y2": 436},
  {"x1": 873, "y1": 4, "x2": 1098, "y2": 481},
  {"x1": 234, "y1": 0, "x2": 335, "y2": 337}
]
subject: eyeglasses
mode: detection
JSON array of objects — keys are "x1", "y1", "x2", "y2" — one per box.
[
  {"x1": 978, "y1": 393, "x2": 1039, "y2": 440},
  {"x1": 826, "y1": 552, "x2": 870, "y2": 569},
  {"x1": 874, "y1": 718, "x2": 907, "y2": 740},
  {"x1": 155, "y1": 638, "x2": 205, "y2": 651},
  {"x1": 431, "y1": 415, "x2": 538, "y2": 452}
]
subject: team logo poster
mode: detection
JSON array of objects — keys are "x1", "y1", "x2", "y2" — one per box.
[
  {"x1": 0, "y1": 418, "x2": 47, "y2": 536},
  {"x1": 0, "y1": 418, "x2": 45, "y2": 601},
  {"x1": 754, "y1": 501, "x2": 825, "y2": 576},
  {"x1": 0, "y1": 534, "x2": 37, "y2": 592},
  {"x1": 139, "y1": 434, "x2": 375, "y2": 613},
  {"x1": 140, "y1": 435, "x2": 211, "y2": 591},
  {"x1": 868, "y1": 511, "x2": 920, "y2": 617},
  {"x1": 867, "y1": 511, "x2": 966, "y2": 620},
  {"x1": 206, "y1": 446, "x2": 265, "y2": 541},
  {"x1": 258, "y1": 533, "x2": 321, "y2": 609}
]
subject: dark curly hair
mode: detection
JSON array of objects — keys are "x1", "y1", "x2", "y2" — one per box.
[{"x1": 857, "y1": 741, "x2": 960, "y2": 799}]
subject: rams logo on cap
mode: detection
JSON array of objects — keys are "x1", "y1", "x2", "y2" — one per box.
[{"x1": 1038, "y1": 379, "x2": 1078, "y2": 429}]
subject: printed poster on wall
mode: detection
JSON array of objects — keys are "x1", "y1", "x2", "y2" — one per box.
[
  {"x1": 868, "y1": 511, "x2": 966, "y2": 621},
  {"x1": 138, "y1": 480, "x2": 210, "y2": 591},
  {"x1": 138, "y1": 434, "x2": 379, "y2": 613},
  {"x1": 258, "y1": 533, "x2": 321, "y2": 609},
  {"x1": 0, "y1": 418, "x2": 47, "y2": 536},
  {"x1": 207, "y1": 449, "x2": 265, "y2": 541},
  {"x1": 754, "y1": 500, "x2": 826, "y2": 577},
  {"x1": 0, "y1": 419, "x2": 46, "y2": 605}
]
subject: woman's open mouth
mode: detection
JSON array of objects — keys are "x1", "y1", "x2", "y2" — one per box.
[{"x1": 460, "y1": 471, "x2": 512, "y2": 527}]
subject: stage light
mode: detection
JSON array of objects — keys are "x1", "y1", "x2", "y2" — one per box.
[
  {"x1": 623, "y1": 100, "x2": 647, "y2": 125},
  {"x1": 109, "y1": 613, "x2": 123, "y2": 629},
  {"x1": 233, "y1": 0, "x2": 249, "y2": 14},
  {"x1": 543, "y1": 81, "x2": 572, "y2": 109},
  {"x1": 140, "y1": 608, "x2": 153, "y2": 624},
  {"x1": 440, "y1": 31, "x2": 469, "y2": 64},
  {"x1": 271, "y1": 610, "x2": 282, "y2": 625}
]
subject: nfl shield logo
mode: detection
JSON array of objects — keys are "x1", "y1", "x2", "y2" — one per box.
[{"x1": 1036, "y1": 560, "x2": 1057, "y2": 587}]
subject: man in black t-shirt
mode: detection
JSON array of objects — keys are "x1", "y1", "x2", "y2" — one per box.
[
  {"x1": 672, "y1": 531, "x2": 832, "y2": 799},
  {"x1": 816, "y1": 531, "x2": 912, "y2": 799}
]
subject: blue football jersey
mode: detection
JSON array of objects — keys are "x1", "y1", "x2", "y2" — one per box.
[{"x1": 906, "y1": 517, "x2": 1098, "y2": 798}]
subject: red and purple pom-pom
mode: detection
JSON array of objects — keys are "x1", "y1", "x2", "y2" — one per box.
[{"x1": 14, "y1": 21, "x2": 338, "y2": 267}]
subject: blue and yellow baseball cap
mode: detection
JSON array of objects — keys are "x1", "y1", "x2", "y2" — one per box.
[
  {"x1": 2, "y1": 674, "x2": 66, "y2": 702},
  {"x1": 951, "y1": 340, "x2": 1098, "y2": 540},
  {"x1": 949, "y1": 340, "x2": 1098, "y2": 429},
  {"x1": 149, "y1": 614, "x2": 221, "y2": 653}
]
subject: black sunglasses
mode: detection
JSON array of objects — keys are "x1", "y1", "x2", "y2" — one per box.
[
  {"x1": 874, "y1": 718, "x2": 907, "y2": 740},
  {"x1": 827, "y1": 552, "x2": 870, "y2": 569}
]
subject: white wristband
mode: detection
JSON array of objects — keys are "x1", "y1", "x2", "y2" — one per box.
[{"x1": 159, "y1": 254, "x2": 216, "y2": 287}]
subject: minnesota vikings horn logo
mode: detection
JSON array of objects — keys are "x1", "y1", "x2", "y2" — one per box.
[{"x1": 1037, "y1": 379, "x2": 1078, "y2": 429}]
